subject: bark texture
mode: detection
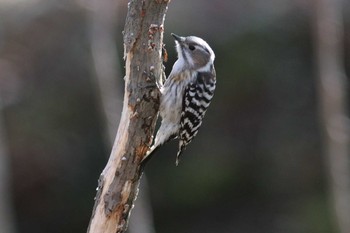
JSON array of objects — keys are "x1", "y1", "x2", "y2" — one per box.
[{"x1": 87, "y1": 1, "x2": 170, "y2": 232}]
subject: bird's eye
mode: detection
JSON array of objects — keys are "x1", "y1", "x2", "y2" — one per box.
[{"x1": 189, "y1": 45, "x2": 195, "y2": 51}]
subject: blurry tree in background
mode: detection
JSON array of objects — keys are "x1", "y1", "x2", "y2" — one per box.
[
  {"x1": 0, "y1": 109, "x2": 16, "y2": 233},
  {"x1": 313, "y1": 0, "x2": 350, "y2": 232},
  {"x1": 0, "y1": 0, "x2": 349, "y2": 233},
  {"x1": 89, "y1": 0, "x2": 122, "y2": 145}
]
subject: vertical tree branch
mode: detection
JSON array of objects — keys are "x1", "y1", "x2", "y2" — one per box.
[
  {"x1": 312, "y1": 0, "x2": 350, "y2": 232},
  {"x1": 87, "y1": 1, "x2": 169, "y2": 233},
  {"x1": 89, "y1": 1, "x2": 157, "y2": 232}
]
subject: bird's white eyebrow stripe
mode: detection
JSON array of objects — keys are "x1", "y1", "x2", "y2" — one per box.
[{"x1": 203, "y1": 47, "x2": 209, "y2": 54}]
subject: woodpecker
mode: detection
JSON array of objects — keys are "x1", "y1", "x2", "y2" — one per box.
[{"x1": 142, "y1": 33, "x2": 216, "y2": 166}]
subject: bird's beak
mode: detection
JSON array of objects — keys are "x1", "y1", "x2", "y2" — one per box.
[{"x1": 171, "y1": 33, "x2": 185, "y2": 43}]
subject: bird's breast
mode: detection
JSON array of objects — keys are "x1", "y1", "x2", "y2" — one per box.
[{"x1": 159, "y1": 71, "x2": 196, "y2": 123}]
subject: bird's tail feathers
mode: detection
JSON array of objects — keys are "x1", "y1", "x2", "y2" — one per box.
[{"x1": 176, "y1": 142, "x2": 187, "y2": 166}]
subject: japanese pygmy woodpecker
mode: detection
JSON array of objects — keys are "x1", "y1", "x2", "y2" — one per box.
[{"x1": 142, "y1": 33, "x2": 216, "y2": 166}]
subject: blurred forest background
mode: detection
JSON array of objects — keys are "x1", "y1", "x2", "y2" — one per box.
[{"x1": 0, "y1": 0, "x2": 349, "y2": 233}]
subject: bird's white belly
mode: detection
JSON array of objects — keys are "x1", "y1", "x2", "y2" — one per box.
[
  {"x1": 160, "y1": 82, "x2": 183, "y2": 124},
  {"x1": 151, "y1": 70, "x2": 195, "y2": 147}
]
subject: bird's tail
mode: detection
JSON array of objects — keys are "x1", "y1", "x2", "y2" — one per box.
[{"x1": 175, "y1": 141, "x2": 187, "y2": 166}]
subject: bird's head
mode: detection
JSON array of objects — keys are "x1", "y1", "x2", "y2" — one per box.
[{"x1": 171, "y1": 33, "x2": 215, "y2": 72}]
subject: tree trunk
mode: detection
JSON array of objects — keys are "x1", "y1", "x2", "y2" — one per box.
[
  {"x1": 87, "y1": 1, "x2": 169, "y2": 232},
  {"x1": 312, "y1": 0, "x2": 350, "y2": 232}
]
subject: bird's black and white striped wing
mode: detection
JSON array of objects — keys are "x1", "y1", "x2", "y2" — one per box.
[{"x1": 176, "y1": 70, "x2": 216, "y2": 165}]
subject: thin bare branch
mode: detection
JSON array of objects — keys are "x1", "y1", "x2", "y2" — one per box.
[{"x1": 87, "y1": 1, "x2": 169, "y2": 232}]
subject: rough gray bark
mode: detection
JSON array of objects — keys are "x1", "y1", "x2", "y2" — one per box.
[
  {"x1": 312, "y1": 0, "x2": 350, "y2": 232},
  {"x1": 87, "y1": 1, "x2": 169, "y2": 232},
  {"x1": 89, "y1": 1, "x2": 156, "y2": 232}
]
